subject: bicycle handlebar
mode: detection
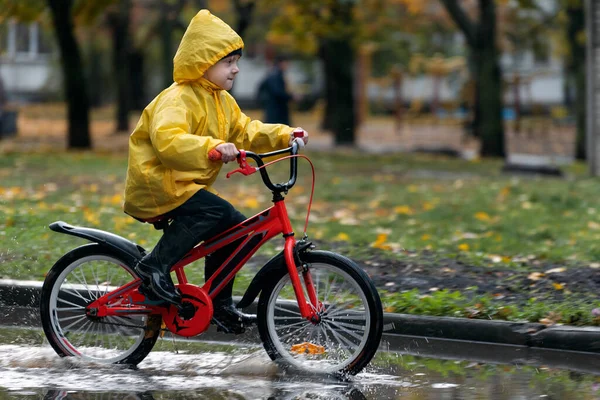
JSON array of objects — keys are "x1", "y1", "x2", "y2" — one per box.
[{"x1": 208, "y1": 129, "x2": 305, "y2": 194}]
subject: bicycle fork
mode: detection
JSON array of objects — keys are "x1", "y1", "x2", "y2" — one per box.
[{"x1": 277, "y1": 201, "x2": 321, "y2": 323}]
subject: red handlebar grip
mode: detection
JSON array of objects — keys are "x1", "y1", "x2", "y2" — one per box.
[
  {"x1": 293, "y1": 128, "x2": 305, "y2": 138},
  {"x1": 208, "y1": 149, "x2": 222, "y2": 161}
]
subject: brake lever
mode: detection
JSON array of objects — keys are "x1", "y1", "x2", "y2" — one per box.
[{"x1": 226, "y1": 150, "x2": 258, "y2": 178}]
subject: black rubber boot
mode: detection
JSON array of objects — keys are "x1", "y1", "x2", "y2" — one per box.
[
  {"x1": 212, "y1": 299, "x2": 257, "y2": 335},
  {"x1": 135, "y1": 260, "x2": 182, "y2": 306}
]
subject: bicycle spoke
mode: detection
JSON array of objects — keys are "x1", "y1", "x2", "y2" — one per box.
[
  {"x1": 322, "y1": 322, "x2": 358, "y2": 351},
  {"x1": 273, "y1": 318, "x2": 307, "y2": 331},
  {"x1": 60, "y1": 285, "x2": 91, "y2": 305},
  {"x1": 322, "y1": 320, "x2": 364, "y2": 342},
  {"x1": 43, "y1": 252, "x2": 156, "y2": 364}
]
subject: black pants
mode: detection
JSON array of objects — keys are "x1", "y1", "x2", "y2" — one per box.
[{"x1": 139, "y1": 189, "x2": 246, "y2": 303}]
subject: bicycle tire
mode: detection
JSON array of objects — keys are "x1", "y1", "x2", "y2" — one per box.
[
  {"x1": 40, "y1": 243, "x2": 162, "y2": 365},
  {"x1": 257, "y1": 250, "x2": 383, "y2": 376}
]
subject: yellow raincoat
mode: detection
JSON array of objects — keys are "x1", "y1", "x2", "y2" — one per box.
[{"x1": 124, "y1": 10, "x2": 294, "y2": 219}]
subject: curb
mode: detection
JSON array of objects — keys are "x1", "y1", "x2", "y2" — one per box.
[{"x1": 3, "y1": 279, "x2": 600, "y2": 354}]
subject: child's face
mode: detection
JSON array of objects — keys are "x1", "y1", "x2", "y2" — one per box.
[{"x1": 203, "y1": 55, "x2": 241, "y2": 90}]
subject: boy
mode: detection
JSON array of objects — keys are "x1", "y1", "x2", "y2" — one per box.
[{"x1": 123, "y1": 10, "x2": 308, "y2": 334}]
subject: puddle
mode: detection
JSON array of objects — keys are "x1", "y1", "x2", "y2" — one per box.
[{"x1": 2, "y1": 327, "x2": 600, "y2": 399}]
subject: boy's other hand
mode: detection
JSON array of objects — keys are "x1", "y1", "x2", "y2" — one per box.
[
  {"x1": 215, "y1": 143, "x2": 239, "y2": 163},
  {"x1": 289, "y1": 127, "x2": 309, "y2": 146}
]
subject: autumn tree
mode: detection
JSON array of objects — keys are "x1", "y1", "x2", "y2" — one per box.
[
  {"x1": 1, "y1": 0, "x2": 120, "y2": 149},
  {"x1": 439, "y1": 0, "x2": 504, "y2": 157},
  {"x1": 48, "y1": 0, "x2": 91, "y2": 148},
  {"x1": 1, "y1": 0, "x2": 92, "y2": 148},
  {"x1": 262, "y1": 1, "x2": 379, "y2": 144}
]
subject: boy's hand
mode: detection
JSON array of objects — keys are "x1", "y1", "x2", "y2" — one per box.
[
  {"x1": 289, "y1": 127, "x2": 309, "y2": 146},
  {"x1": 214, "y1": 143, "x2": 239, "y2": 163}
]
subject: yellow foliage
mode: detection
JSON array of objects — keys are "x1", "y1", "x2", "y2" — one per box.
[
  {"x1": 422, "y1": 202, "x2": 435, "y2": 211},
  {"x1": 244, "y1": 198, "x2": 260, "y2": 209},
  {"x1": 336, "y1": 232, "x2": 350, "y2": 241},
  {"x1": 458, "y1": 243, "x2": 469, "y2": 251},
  {"x1": 497, "y1": 186, "x2": 511, "y2": 202},
  {"x1": 394, "y1": 0, "x2": 425, "y2": 15},
  {"x1": 83, "y1": 209, "x2": 100, "y2": 226},
  {"x1": 394, "y1": 205, "x2": 413, "y2": 215},
  {"x1": 372, "y1": 233, "x2": 392, "y2": 250},
  {"x1": 474, "y1": 212, "x2": 491, "y2": 221}
]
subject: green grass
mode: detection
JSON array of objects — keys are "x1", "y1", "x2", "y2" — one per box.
[{"x1": 1, "y1": 150, "x2": 600, "y2": 324}]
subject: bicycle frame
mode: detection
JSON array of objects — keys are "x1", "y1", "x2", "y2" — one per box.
[{"x1": 87, "y1": 145, "x2": 320, "y2": 324}]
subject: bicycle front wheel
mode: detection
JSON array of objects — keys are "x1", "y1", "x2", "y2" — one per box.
[
  {"x1": 40, "y1": 243, "x2": 162, "y2": 365},
  {"x1": 257, "y1": 250, "x2": 383, "y2": 376}
]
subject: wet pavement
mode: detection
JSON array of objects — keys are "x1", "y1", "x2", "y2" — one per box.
[{"x1": 1, "y1": 326, "x2": 600, "y2": 399}]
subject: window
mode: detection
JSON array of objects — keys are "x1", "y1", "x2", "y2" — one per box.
[{"x1": 1, "y1": 20, "x2": 52, "y2": 58}]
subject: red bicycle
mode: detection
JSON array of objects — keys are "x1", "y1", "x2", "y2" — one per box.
[{"x1": 39, "y1": 138, "x2": 383, "y2": 376}]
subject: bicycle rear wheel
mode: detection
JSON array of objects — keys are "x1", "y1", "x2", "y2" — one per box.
[
  {"x1": 40, "y1": 243, "x2": 162, "y2": 365},
  {"x1": 257, "y1": 250, "x2": 383, "y2": 376}
]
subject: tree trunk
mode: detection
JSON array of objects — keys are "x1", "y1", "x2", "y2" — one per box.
[
  {"x1": 161, "y1": 2, "x2": 175, "y2": 90},
  {"x1": 87, "y1": 35, "x2": 104, "y2": 108},
  {"x1": 110, "y1": 0, "x2": 132, "y2": 133},
  {"x1": 320, "y1": 38, "x2": 355, "y2": 145},
  {"x1": 474, "y1": 0, "x2": 504, "y2": 157},
  {"x1": 232, "y1": 0, "x2": 255, "y2": 39},
  {"x1": 566, "y1": 4, "x2": 586, "y2": 160},
  {"x1": 475, "y1": 49, "x2": 504, "y2": 156},
  {"x1": 440, "y1": 0, "x2": 504, "y2": 157},
  {"x1": 47, "y1": 0, "x2": 91, "y2": 149},
  {"x1": 318, "y1": 1, "x2": 356, "y2": 145},
  {"x1": 129, "y1": 50, "x2": 146, "y2": 111}
]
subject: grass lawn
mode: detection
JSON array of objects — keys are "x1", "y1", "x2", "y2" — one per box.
[{"x1": 2, "y1": 148, "x2": 600, "y2": 324}]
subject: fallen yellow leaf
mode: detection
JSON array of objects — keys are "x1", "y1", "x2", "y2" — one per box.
[
  {"x1": 394, "y1": 205, "x2": 413, "y2": 215},
  {"x1": 528, "y1": 272, "x2": 545, "y2": 281},
  {"x1": 474, "y1": 212, "x2": 490, "y2": 221},
  {"x1": 336, "y1": 232, "x2": 350, "y2": 241},
  {"x1": 545, "y1": 268, "x2": 565, "y2": 274},
  {"x1": 458, "y1": 243, "x2": 469, "y2": 251}
]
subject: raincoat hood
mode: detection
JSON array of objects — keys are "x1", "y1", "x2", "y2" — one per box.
[{"x1": 173, "y1": 9, "x2": 244, "y2": 83}]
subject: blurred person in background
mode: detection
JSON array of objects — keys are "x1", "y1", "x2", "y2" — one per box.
[{"x1": 257, "y1": 54, "x2": 295, "y2": 125}]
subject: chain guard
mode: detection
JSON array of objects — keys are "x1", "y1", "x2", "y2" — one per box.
[{"x1": 162, "y1": 284, "x2": 213, "y2": 337}]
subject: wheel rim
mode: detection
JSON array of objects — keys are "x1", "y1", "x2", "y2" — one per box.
[
  {"x1": 48, "y1": 255, "x2": 149, "y2": 363},
  {"x1": 266, "y1": 263, "x2": 371, "y2": 374}
]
